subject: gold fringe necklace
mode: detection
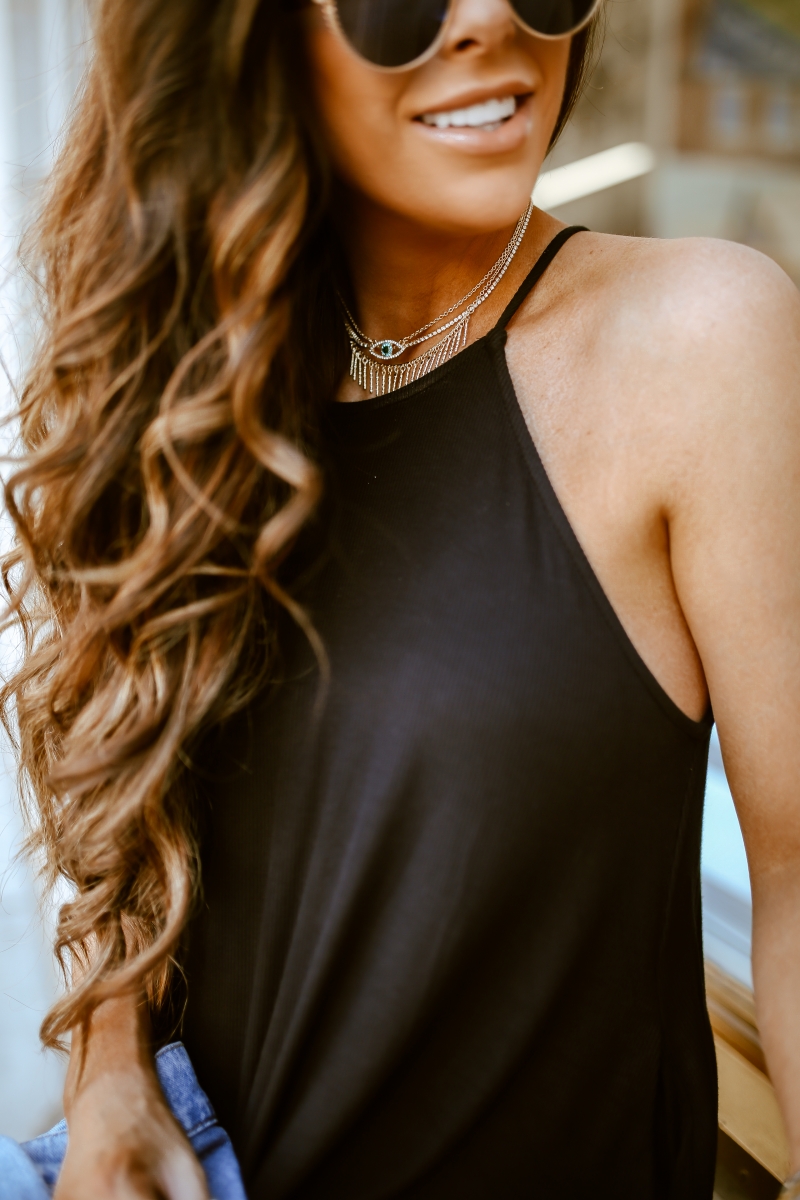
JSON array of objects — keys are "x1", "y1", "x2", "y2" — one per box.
[{"x1": 342, "y1": 200, "x2": 533, "y2": 397}]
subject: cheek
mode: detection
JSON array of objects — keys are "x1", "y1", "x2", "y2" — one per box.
[
  {"x1": 539, "y1": 38, "x2": 573, "y2": 122},
  {"x1": 306, "y1": 25, "x2": 403, "y2": 189}
]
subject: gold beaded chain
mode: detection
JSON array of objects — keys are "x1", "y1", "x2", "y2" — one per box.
[{"x1": 342, "y1": 201, "x2": 534, "y2": 397}]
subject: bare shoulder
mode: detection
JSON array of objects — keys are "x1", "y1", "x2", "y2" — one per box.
[
  {"x1": 563, "y1": 229, "x2": 800, "y2": 348},
  {"x1": 550, "y1": 230, "x2": 800, "y2": 474},
  {"x1": 510, "y1": 227, "x2": 800, "y2": 528}
]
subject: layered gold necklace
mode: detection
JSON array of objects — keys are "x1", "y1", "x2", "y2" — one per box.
[{"x1": 342, "y1": 200, "x2": 533, "y2": 397}]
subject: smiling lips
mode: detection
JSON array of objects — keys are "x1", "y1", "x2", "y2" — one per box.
[{"x1": 419, "y1": 95, "x2": 520, "y2": 133}]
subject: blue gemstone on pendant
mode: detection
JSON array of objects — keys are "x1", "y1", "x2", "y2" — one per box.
[{"x1": 380, "y1": 342, "x2": 393, "y2": 357}]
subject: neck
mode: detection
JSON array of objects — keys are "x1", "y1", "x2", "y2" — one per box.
[{"x1": 336, "y1": 191, "x2": 545, "y2": 342}]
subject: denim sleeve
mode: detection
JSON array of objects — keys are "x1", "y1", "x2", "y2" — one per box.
[{"x1": 0, "y1": 1043, "x2": 247, "y2": 1200}]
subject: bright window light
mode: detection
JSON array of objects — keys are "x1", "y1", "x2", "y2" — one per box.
[{"x1": 533, "y1": 142, "x2": 657, "y2": 210}]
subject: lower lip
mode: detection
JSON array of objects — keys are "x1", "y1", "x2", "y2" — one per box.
[{"x1": 413, "y1": 97, "x2": 533, "y2": 155}]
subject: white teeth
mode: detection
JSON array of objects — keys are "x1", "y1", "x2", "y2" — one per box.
[{"x1": 421, "y1": 96, "x2": 517, "y2": 131}]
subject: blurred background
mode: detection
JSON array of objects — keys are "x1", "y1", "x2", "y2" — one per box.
[
  {"x1": 548, "y1": 0, "x2": 800, "y2": 282},
  {"x1": 0, "y1": 0, "x2": 796, "y2": 1192}
]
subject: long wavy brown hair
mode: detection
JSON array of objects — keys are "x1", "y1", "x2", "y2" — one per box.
[{"x1": 1, "y1": 0, "x2": 602, "y2": 1048}]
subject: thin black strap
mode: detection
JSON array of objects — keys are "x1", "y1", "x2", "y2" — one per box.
[{"x1": 497, "y1": 225, "x2": 587, "y2": 330}]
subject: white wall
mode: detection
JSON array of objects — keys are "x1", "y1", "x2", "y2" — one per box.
[{"x1": 0, "y1": 0, "x2": 87, "y2": 1142}]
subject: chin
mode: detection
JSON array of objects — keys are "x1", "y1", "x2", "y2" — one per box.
[
  {"x1": 400, "y1": 178, "x2": 538, "y2": 236},
  {"x1": 363, "y1": 142, "x2": 545, "y2": 236}
]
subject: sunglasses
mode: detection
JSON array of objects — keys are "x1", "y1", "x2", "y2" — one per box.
[{"x1": 311, "y1": 0, "x2": 601, "y2": 71}]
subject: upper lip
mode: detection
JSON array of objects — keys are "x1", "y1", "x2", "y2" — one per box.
[{"x1": 412, "y1": 81, "x2": 535, "y2": 120}]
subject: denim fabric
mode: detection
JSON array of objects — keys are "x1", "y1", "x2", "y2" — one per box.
[{"x1": 0, "y1": 1042, "x2": 247, "y2": 1200}]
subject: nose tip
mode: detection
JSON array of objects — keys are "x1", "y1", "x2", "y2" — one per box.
[{"x1": 442, "y1": 0, "x2": 520, "y2": 57}]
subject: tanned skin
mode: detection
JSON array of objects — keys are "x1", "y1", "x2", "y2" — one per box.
[{"x1": 55, "y1": 0, "x2": 800, "y2": 1195}]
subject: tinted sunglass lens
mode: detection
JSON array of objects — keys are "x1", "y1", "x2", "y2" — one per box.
[
  {"x1": 335, "y1": 0, "x2": 446, "y2": 68},
  {"x1": 511, "y1": 0, "x2": 596, "y2": 35}
]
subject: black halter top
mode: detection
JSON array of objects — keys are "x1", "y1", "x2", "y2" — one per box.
[{"x1": 182, "y1": 228, "x2": 717, "y2": 1200}]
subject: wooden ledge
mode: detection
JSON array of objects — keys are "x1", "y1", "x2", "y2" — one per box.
[{"x1": 706, "y1": 962, "x2": 790, "y2": 1182}]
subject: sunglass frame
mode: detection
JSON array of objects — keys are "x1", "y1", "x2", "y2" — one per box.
[{"x1": 310, "y1": 0, "x2": 603, "y2": 73}]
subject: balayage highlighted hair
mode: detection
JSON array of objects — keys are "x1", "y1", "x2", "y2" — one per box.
[{"x1": 1, "y1": 0, "x2": 602, "y2": 1046}]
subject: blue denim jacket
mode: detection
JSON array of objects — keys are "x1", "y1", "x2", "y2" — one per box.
[{"x1": 0, "y1": 1042, "x2": 247, "y2": 1200}]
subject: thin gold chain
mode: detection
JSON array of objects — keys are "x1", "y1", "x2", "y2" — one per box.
[
  {"x1": 342, "y1": 201, "x2": 533, "y2": 396},
  {"x1": 343, "y1": 201, "x2": 532, "y2": 358}
]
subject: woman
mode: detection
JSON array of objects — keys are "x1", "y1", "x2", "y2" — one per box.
[{"x1": 3, "y1": 0, "x2": 800, "y2": 1196}]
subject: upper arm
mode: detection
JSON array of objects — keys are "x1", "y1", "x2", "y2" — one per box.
[{"x1": 662, "y1": 241, "x2": 800, "y2": 886}]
